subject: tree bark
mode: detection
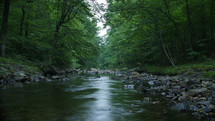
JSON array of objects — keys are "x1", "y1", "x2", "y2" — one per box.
[
  {"x1": 1, "y1": 0, "x2": 10, "y2": 57},
  {"x1": 19, "y1": 6, "x2": 26, "y2": 36},
  {"x1": 160, "y1": 35, "x2": 175, "y2": 67},
  {"x1": 200, "y1": 0, "x2": 206, "y2": 39},
  {"x1": 25, "y1": 22, "x2": 29, "y2": 37},
  {"x1": 210, "y1": 0, "x2": 214, "y2": 40},
  {"x1": 49, "y1": 0, "x2": 79, "y2": 64},
  {"x1": 185, "y1": 0, "x2": 193, "y2": 49},
  {"x1": 49, "y1": 23, "x2": 61, "y2": 64}
]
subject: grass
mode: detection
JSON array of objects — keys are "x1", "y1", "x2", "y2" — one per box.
[
  {"x1": 140, "y1": 60, "x2": 215, "y2": 78},
  {"x1": 0, "y1": 56, "x2": 41, "y2": 75}
]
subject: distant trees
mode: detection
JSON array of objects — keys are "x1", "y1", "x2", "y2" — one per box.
[{"x1": 100, "y1": 0, "x2": 215, "y2": 68}]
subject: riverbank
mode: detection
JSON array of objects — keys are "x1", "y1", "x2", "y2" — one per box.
[
  {"x1": 0, "y1": 57, "x2": 78, "y2": 87},
  {"x1": 90, "y1": 66, "x2": 214, "y2": 121},
  {"x1": 77, "y1": 67, "x2": 215, "y2": 120},
  {"x1": 112, "y1": 72, "x2": 215, "y2": 120}
]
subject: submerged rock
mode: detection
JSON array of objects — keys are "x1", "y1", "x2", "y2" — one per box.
[
  {"x1": 172, "y1": 103, "x2": 187, "y2": 111},
  {"x1": 123, "y1": 84, "x2": 134, "y2": 89},
  {"x1": 52, "y1": 75, "x2": 61, "y2": 79},
  {"x1": 143, "y1": 97, "x2": 152, "y2": 101}
]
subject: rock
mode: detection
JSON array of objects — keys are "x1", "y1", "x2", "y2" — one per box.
[
  {"x1": 208, "y1": 104, "x2": 215, "y2": 110},
  {"x1": 143, "y1": 97, "x2": 152, "y2": 101},
  {"x1": 197, "y1": 101, "x2": 211, "y2": 106},
  {"x1": 52, "y1": 75, "x2": 61, "y2": 79},
  {"x1": 152, "y1": 101, "x2": 160, "y2": 104},
  {"x1": 123, "y1": 84, "x2": 134, "y2": 89},
  {"x1": 189, "y1": 105, "x2": 198, "y2": 111},
  {"x1": 161, "y1": 92, "x2": 166, "y2": 96},
  {"x1": 203, "y1": 107, "x2": 212, "y2": 113},
  {"x1": 0, "y1": 67, "x2": 7, "y2": 72},
  {"x1": 148, "y1": 81, "x2": 154, "y2": 86},
  {"x1": 172, "y1": 103, "x2": 187, "y2": 111},
  {"x1": 192, "y1": 112, "x2": 202, "y2": 119},
  {"x1": 13, "y1": 71, "x2": 26, "y2": 77},
  {"x1": 61, "y1": 78, "x2": 69, "y2": 81},
  {"x1": 45, "y1": 78, "x2": 52, "y2": 82},
  {"x1": 188, "y1": 88, "x2": 208, "y2": 96},
  {"x1": 131, "y1": 72, "x2": 139, "y2": 75},
  {"x1": 178, "y1": 95, "x2": 189, "y2": 102},
  {"x1": 197, "y1": 108, "x2": 204, "y2": 113},
  {"x1": 211, "y1": 84, "x2": 215, "y2": 90},
  {"x1": 173, "y1": 86, "x2": 181, "y2": 90},
  {"x1": 90, "y1": 68, "x2": 98, "y2": 72},
  {"x1": 42, "y1": 65, "x2": 58, "y2": 76},
  {"x1": 202, "y1": 81, "x2": 212, "y2": 88}
]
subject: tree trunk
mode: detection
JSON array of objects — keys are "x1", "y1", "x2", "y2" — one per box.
[
  {"x1": 49, "y1": 24, "x2": 60, "y2": 64},
  {"x1": 1, "y1": 0, "x2": 10, "y2": 57},
  {"x1": 154, "y1": 19, "x2": 175, "y2": 67},
  {"x1": 19, "y1": 6, "x2": 26, "y2": 36},
  {"x1": 210, "y1": 0, "x2": 215, "y2": 40},
  {"x1": 185, "y1": 0, "x2": 193, "y2": 49},
  {"x1": 25, "y1": 22, "x2": 29, "y2": 37},
  {"x1": 161, "y1": 35, "x2": 175, "y2": 67},
  {"x1": 200, "y1": 0, "x2": 206, "y2": 39}
]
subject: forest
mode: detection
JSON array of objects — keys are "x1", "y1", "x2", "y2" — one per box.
[
  {"x1": 1, "y1": 0, "x2": 215, "y2": 75},
  {"x1": 0, "y1": 0, "x2": 100, "y2": 69},
  {"x1": 101, "y1": 0, "x2": 215, "y2": 68}
]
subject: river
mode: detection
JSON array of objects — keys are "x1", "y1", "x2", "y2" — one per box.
[{"x1": 0, "y1": 75, "x2": 200, "y2": 121}]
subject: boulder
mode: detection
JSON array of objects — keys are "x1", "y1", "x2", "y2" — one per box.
[
  {"x1": 143, "y1": 97, "x2": 152, "y2": 101},
  {"x1": 211, "y1": 84, "x2": 215, "y2": 90},
  {"x1": 90, "y1": 68, "x2": 98, "y2": 72},
  {"x1": 148, "y1": 81, "x2": 154, "y2": 86},
  {"x1": 131, "y1": 72, "x2": 139, "y2": 75},
  {"x1": 41, "y1": 65, "x2": 58, "y2": 76},
  {"x1": 52, "y1": 75, "x2": 61, "y2": 79},
  {"x1": 188, "y1": 88, "x2": 208, "y2": 96}
]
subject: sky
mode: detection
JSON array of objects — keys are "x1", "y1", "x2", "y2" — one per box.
[{"x1": 95, "y1": 0, "x2": 109, "y2": 37}]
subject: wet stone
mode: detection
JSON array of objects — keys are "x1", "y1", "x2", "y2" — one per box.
[
  {"x1": 211, "y1": 84, "x2": 215, "y2": 90},
  {"x1": 172, "y1": 103, "x2": 187, "y2": 111},
  {"x1": 188, "y1": 88, "x2": 208, "y2": 96},
  {"x1": 189, "y1": 105, "x2": 198, "y2": 111}
]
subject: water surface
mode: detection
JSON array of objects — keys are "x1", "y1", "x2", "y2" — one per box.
[{"x1": 0, "y1": 75, "x2": 200, "y2": 121}]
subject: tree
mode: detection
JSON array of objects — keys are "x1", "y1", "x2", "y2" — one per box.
[{"x1": 1, "y1": 0, "x2": 10, "y2": 57}]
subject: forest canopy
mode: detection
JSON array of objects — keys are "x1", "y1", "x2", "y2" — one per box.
[
  {"x1": 98, "y1": 0, "x2": 215, "y2": 69},
  {"x1": 0, "y1": 0, "x2": 101, "y2": 68},
  {"x1": 1, "y1": 0, "x2": 215, "y2": 69}
]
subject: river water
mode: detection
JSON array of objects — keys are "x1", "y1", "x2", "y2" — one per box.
[{"x1": 0, "y1": 75, "x2": 200, "y2": 121}]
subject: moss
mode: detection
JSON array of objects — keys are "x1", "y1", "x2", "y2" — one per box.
[{"x1": 0, "y1": 57, "x2": 41, "y2": 74}]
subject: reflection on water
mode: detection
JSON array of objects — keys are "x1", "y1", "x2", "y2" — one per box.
[
  {"x1": 0, "y1": 75, "x2": 200, "y2": 121},
  {"x1": 85, "y1": 77, "x2": 112, "y2": 121}
]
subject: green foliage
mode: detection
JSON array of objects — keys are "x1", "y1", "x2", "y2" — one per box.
[
  {"x1": 0, "y1": 56, "x2": 40, "y2": 73},
  {"x1": 139, "y1": 60, "x2": 215, "y2": 78},
  {"x1": 99, "y1": 0, "x2": 215, "y2": 69},
  {"x1": 0, "y1": 0, "x2": 100, "y2": 68},
  {"x1": 202, "y1": 71, "x2": 215, "y2": 78}
]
